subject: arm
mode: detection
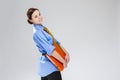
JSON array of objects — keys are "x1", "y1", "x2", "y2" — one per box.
[
  {"x1": 34, "y1": 33, "x2": 67, "y2": 67},
  {"x1": 59, "y1": 44, "x2": 70, "y2": 64},
  {"x1": 51, "y1": 50, "x2": 67, "y2": 68}
]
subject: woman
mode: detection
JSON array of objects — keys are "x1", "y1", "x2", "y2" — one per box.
[{"x1": 26, "y1": 8, "x2": 70, "y2": 80}]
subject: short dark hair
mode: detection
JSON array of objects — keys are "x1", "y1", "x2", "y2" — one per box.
[{"x1": 26, "y1": 8, "x2": 39, "y2": 24}]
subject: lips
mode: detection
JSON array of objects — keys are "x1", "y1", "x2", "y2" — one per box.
[{"x1": 39, "y1": 20, "x2": 42, "y2": 22}]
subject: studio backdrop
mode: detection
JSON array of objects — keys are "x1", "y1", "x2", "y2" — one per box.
[{"x1": 0, "y1": 0, "x2": 120, "y2": 80}]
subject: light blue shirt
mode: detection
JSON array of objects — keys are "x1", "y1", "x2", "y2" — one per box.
[{"x1": 33, "y1": 24, "x2": 60, "y2": 77}]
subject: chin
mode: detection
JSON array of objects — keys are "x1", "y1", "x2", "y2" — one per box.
[
  {"x1": 38, "y1": 22, "x2": 42, "y2": 24},
  {"x1": 39, "y1": 23, "x2": 42, "y2": 24},
  {"x1": 37, "y1": 23, "x2": 42, "y2": 25}
]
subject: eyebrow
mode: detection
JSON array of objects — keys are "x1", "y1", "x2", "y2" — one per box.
[
  {"x1": 34, "y1": 14, "x2": 39, "y2": 17},
  {"x1": 33, "y1": 12, "x2": 41, "y2": 18}
]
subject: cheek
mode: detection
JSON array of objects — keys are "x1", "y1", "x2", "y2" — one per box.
[
  {"x1": 32, "y1": 19, "x2": 38, "y2": 23},
  {"x1": 41, "y1": 17, "x2": 43, "y2": 21},
  {"x1": 41, "y1": 17, "x2": 43, "y2": 20}
]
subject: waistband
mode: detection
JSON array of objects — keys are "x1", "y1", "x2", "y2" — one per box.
[{"x1": 42, "y1": 53, "x2": 46, "y2": 56}]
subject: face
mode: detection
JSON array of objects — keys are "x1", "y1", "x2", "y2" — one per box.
[{"x1": 29, "y1": 10, "x2": 43, "y2": 25}]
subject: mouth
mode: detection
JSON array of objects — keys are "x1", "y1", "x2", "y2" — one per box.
[{"x1": 39, "y1": 20, "x2": 42, "y2": 23}]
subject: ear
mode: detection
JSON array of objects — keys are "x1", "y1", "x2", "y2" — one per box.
[{"x1": 28, "y1": 19, "x2": 33, "y2": 23}]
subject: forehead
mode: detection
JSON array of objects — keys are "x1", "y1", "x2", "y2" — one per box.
[{"x1": 32, "y1": 10, "x2": 40, "y2": 16}]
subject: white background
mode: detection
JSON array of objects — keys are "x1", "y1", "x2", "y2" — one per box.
[{"x1": 0, "y1": 0, "x2": 120, "y2": 80}]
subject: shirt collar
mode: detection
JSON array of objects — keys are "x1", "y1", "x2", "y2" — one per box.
[{"x1": 33, "y1": 24, "x2": 44, "y2": 30}]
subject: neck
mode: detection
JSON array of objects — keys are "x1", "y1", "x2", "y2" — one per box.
[{"x1": 37, "y1": 24, "x2": 42, "y2": 26}]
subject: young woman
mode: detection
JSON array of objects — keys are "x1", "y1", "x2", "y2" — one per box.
[{"x1": 26, "y1": 8, "x2": 70, "y2": 80}]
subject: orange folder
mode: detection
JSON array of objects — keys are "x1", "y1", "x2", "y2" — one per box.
[{"x1": 45, "y1": 41, "x2": 66, "y2": 71}]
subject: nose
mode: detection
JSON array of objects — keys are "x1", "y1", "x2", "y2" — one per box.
[{"x1": 38, "y1": 16, "x2": 41, "y2": 19}]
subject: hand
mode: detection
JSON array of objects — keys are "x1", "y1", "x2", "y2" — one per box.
[
  {"x1": 63, "y1": 61, "x2": 67, "y2": 68},
  {"x1": 65, "y1": 54, "x2": 70, "y2": 64}
]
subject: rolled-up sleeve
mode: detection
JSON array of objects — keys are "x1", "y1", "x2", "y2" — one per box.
[{"x1": 35, "y1": 33, "x2": 55, "y2": 55}]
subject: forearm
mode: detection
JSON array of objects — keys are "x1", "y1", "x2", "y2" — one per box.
[{"x1": 51, "y1": 50, "x2": 65, "y2": 63}]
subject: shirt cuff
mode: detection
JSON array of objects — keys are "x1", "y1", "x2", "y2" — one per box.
[{"x1": 47, "y1": 45, "x2": 55, "y2": 56}]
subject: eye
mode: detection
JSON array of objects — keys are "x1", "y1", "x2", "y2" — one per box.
[{"x1": 34, "y1": 15, "x2": 38, "y2": 18}]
